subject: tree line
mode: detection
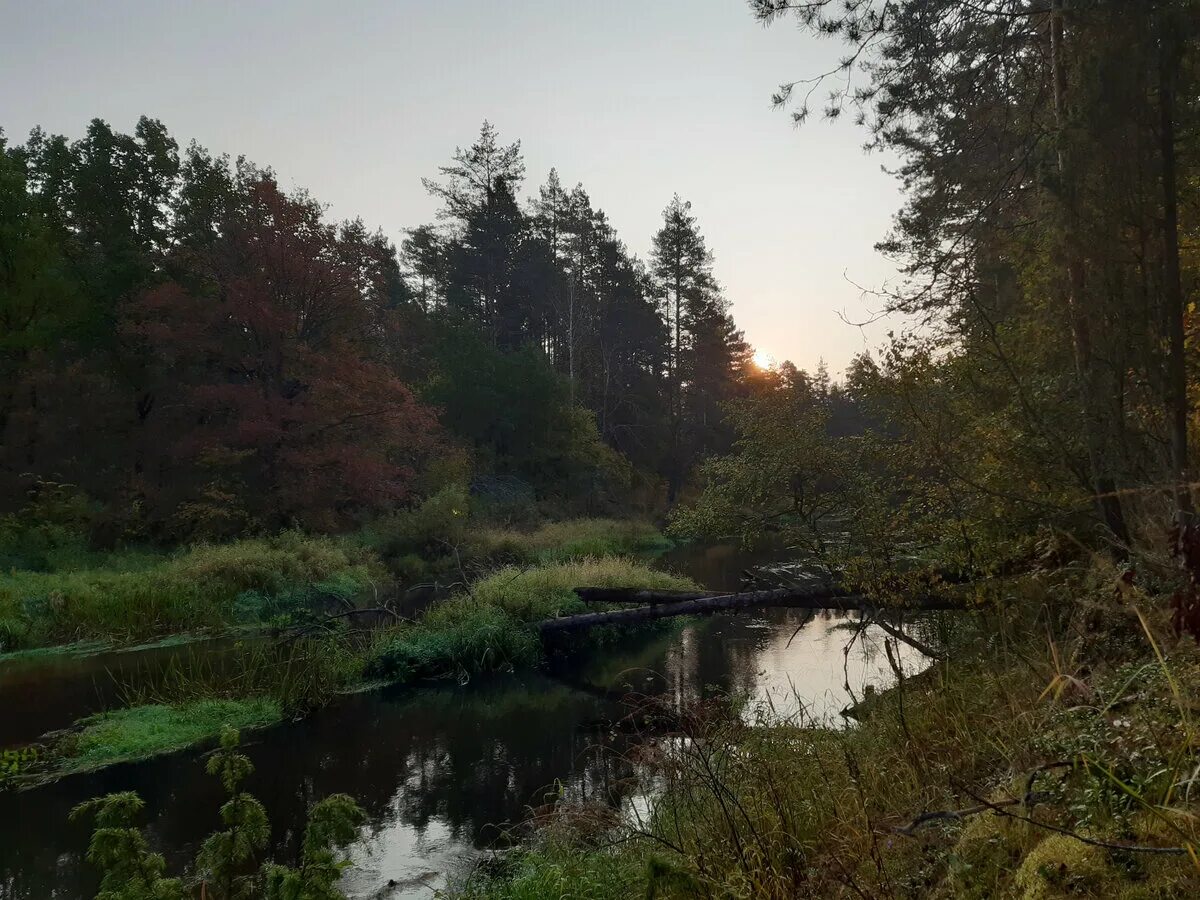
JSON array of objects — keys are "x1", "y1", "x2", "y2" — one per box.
[
  {"x1": 675, "y1": 0, "x2": 1200, "y2": 569},
  {"x1": 0, "y1": 118, "x2": 750, "y2": 540}
]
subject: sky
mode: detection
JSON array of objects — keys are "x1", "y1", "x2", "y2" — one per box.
[{"x1": 2, "y1": 0, "x2": 904, "y2": 375}]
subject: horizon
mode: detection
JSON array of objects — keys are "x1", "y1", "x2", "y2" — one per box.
[{"x1": 2, "y1": 0, "x2": 903, "y2": 375}]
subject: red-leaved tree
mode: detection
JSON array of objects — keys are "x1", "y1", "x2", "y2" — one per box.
[{"x1": 124, "y1": 175, "x2": 438, "y2": 535}]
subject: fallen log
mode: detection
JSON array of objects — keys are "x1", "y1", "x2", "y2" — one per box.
[
  {"x1": 575, "y1": 580, "x2": 850, "y2": 606},
  {"x1": 542, "y1": 585, "x2": 967, "y2": 634}
]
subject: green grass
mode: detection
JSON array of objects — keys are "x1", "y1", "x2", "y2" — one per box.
[
  {"x1": 365, "y1": 557, "x2": 694, "y2": 682},
  {"x1": 117, "y1": 635, "x2": 367, "y2": 713},
  {"x1": 457, "y1": 840, "x2": 650, "y2": 900},
  {"x1": 357, "y1": 499, "x2": 672, "y2": 580},
  {"x1": 474, "y1": 519, "x2": 673, "y2": 564},
  {"x1": 0, "y1": 531, "x2": 379, "y2": 649},
  {"x1": 58, "y1": 698, "x2": 282, "y2": 775}
]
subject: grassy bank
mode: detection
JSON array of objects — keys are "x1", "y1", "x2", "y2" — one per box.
[
  {"x1": 5, "y1": 697, "x2": 283, "y2": 787},
  {"x1": 359, "y1": 495, "x2": 673, "y2": 580},
  {"x1": 4, "y1": 530, "x2": 684, "y2": 784},
  {"x1": 365, "y1": 557, "x2": 694, "y2": 683},
  {"x1": 455, "y1": 569, "x2": 1200, "y2": 899},
  {"x1": 0, "y1": 515, "x2": 671, "y2": 654},
  {"x1": 0, "y1": 531, "x2": 379, "y2": 651},
  {"x1": 473, "y1": 519, "x2": 673, "y2": 563}
]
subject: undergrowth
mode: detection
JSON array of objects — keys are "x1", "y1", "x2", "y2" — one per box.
[
  {"x1": 71, "y1": 726, "x2": 364, "y2": 898},
  {"x1": 0, "y1": 531, "x2": 379, "y2": 649},
  {"x1": 365, "y1": 558, "x2": 693, "y2": 683},
  {"x1": 357, "y1": 485, "x2": 670, "y2": 580},
  {"x1": 453, "y1": 564, "x2": 1200, "y2": 899}
]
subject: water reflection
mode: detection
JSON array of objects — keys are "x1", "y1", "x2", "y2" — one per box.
[
  {"x1": 0, "y1": 543, "x2": 924, "y2": 899},
  {"x1": 0, "y1": 638, "x2": 252, "y2": 749}
]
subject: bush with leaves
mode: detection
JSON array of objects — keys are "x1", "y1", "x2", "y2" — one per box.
[{"x1": 71, "y1": 727, "x2": 365, "y2": 899}]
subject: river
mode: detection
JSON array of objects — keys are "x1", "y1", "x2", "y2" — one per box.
[{"x1": 0, "y1": 542, "x2": 920, "y2": 899}]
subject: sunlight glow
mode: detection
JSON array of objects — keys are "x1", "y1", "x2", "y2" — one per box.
[{"x1": 752, "y1": 348, "x2": 774, "y2": 370}]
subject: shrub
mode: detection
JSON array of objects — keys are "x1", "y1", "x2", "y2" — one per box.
[
  {"x1": 72, "y1": 727, "x2": 364, "y2": 899},
  {"x1": 358, "y1": 484, "x2": 471, "y2": 560},
  {"x1": 0, "y1": 480, "x2": 99, "y2": 572}
]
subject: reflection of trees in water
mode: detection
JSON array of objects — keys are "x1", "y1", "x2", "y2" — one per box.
[
  {"x1": 0, "y1": 551, "x2": 927, "y2": 900},
  {"x1": 0, "y1": 676, "x2": 641, "y2": 899}
]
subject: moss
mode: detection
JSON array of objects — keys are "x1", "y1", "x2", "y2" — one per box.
[
  {"x1": 59, "y1": 698, "x2": 282, "y2": 775},
  {"x1": 1013, "y1": 835, "x2": 1114, "y2": 899},
  {"x1": 941, "y1": 810, "x2": 1039, "y2": 899}
]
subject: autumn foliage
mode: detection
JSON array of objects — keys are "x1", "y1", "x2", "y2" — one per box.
[
  {"x1": 124, "y1": 179, "x2": 438, "y2": 534},
  {"x1": 1, "y1": 123, "x2": 440, "y2": 539}
]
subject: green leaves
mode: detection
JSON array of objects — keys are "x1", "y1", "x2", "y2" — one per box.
[
  {"x1": 261, "y1": 795, "x2": 366, "y2": 900},
  {"x1": 70, "y1": 793, "x2": 185, "y2": 900},
  {"x1": 74, "y1": 728, "x2": 365, "y2": 900}
]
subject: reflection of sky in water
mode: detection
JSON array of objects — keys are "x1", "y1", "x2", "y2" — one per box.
[
  {"x1": 342, "y1": 815, "x2": 458, "y2": 898},
  {"x1": 679, "y1": 612, "x2": 922, "y2": 724},
  {"x1": 0, "y1": 544, "x2": 934, "y2": 900},
  {"x1": 329, "y1": 611, "x2": 924, "y2": 899}
]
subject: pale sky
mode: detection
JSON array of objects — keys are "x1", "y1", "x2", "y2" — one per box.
[{"x1": 2, "y1": 0, "x2": 904, "y2": 374}]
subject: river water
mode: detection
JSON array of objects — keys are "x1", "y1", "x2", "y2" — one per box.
[{"x1": 0, "y1": 543, "x2": 919, "y2": 899}]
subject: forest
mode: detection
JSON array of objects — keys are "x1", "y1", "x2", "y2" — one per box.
[
  {"x1": 0, "y1": 116, "x2": 757, "y2": 540},
  {"x1": 3, "y1": 0, "x2": 1200, "y2": 898}
]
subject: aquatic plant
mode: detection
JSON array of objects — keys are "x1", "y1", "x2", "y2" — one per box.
[
  {"x1": 60, "y1": 698, "x2": 282, "y2": 775},
  {"x1": 72, "y1": 727, "x2": 365, "y2": 899},
  {"x1": 117, "y1": 636, "x2": 365, "y2": 712}
]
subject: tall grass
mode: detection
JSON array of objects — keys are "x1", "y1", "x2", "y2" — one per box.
[
  {"x1": 356, "y1": 494, "x2": 672, "y2": 581},
  {"x1": 0, "y1": 531, "x2": 379, "y2": 649},
  {"x1": 458, "y1": 836, "x2": 648, "y2": 900},
  {"x1": 117, "y1": 635, "x2": 366, "y2": 712},
  {"x1": 365, "y1": 558, "x2": 694, "y2": 683},
  {"x1": 473, "y1": 519, "x2": 673, "y2": 564}
]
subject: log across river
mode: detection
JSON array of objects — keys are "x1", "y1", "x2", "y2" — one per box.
[{"x1": 540, "y1": 580, "x2": 968, "y2": 634}]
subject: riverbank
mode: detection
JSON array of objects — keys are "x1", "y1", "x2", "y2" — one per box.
[
  {"x1": 1, "y1": 518, "x2": 687, "y2": 787},
  {"x1": 453, "y1": 565, "x2": 1200, "y2": 899},
  {"x1": 0, "y1": 569, "x2": 916, "y2": 898},
  {"x1": 0, "y1": 516, "x2": 672, "y2": 654}
]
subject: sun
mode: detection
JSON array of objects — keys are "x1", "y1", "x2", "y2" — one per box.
[{"x1": 751, "y1": 348, "x2": 774, "y2": 370}]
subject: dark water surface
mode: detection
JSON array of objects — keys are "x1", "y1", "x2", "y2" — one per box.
[{"x1": 0, "y1": 543, "x2": 915, "y2": 899}]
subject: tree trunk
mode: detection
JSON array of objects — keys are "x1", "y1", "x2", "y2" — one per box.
[
  {"x1": 1050, "y1": 0, "x2": 1130, "y2": 545},
  {"x1": 667, "y1": 261, "x2": 683, "y2": 505},
  {"x1": 1159, "y1": 12, "x2": 1192, "y2": 517}
]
